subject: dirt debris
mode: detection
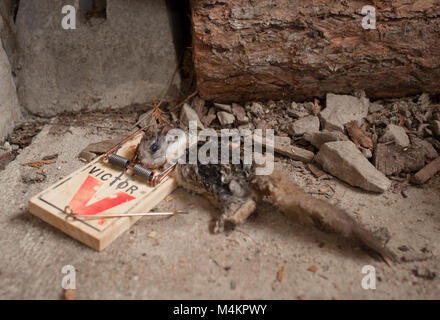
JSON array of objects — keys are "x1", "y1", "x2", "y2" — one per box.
[{"x1": 412, "y1": 268, "x2": 436, "y2": 281}]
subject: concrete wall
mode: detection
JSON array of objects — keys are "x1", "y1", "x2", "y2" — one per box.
[
  {"x1": 16, "y1": 0, "x2": 181, "y2": 117},
  {"x1": 0, "y1": 3, "x2": 21, "y2": 143}
]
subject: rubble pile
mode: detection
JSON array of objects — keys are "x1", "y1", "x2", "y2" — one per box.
[{"x1": 177, "y1": 91, "x2": 440, "y2": 193}]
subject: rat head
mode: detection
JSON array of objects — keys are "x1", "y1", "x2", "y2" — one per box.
[{"x1": 136, "y1": 125, "x2": 186, "y2": 170}]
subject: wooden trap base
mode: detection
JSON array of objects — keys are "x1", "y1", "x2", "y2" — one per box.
[{"x1": 28, "y1": 134, "x2": 177, "y2": 251}]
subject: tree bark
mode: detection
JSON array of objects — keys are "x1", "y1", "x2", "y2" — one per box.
[{"x1": 191, "y1": 0, "x2": 440, "y2": 102}]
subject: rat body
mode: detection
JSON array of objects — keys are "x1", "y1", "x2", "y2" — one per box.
[{"x1": 136, "y1": 126, "x2": 396, "y2": 263}]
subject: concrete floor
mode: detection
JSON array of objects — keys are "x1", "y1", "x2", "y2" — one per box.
[{"x1": 1, "y1": 123, "x2": 439, "y2": 299}]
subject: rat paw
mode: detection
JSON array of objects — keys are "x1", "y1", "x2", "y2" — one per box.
[{"x1": 212, "y1": 217, "x2": 225, "y2": 234}]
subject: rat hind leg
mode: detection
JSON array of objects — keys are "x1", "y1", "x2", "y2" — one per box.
[{"x1": 213, "y1": 197, "x2": 257, "y2": 233}]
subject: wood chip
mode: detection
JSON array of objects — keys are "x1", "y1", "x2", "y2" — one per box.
[
  {"x1": 64, "y1": 288, "x2": 76, "y2": 300},
  {"x1": 307, "y1": 265, "x2": 318, "y2": 273},
  {"x1": 148, "y1": 231, "x2": 157, "y2": 238},
  {"x1": 411, "y1": 156, "x2": 440, "y2": 185},
  {"x1": 277, "y1": 266, "x2": 285, "y2": 282},
  {"x1": 165, "y1": 196, "x2": 173, "y2": 202},
  {"x1": 345, "y1": 121, "x2": 373, "y2": 149},
  {"x1": 22, "y1": 159, "x2": 56, "y2": 168}
]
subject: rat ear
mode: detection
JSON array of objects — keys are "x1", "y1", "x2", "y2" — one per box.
[{"x1": 161, "y1": 125, "x2": 174, "y2": 135}]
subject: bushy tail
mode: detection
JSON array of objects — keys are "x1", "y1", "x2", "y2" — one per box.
[{"x1": 253, "y1": 169, "x2": 397, "y2": 264}]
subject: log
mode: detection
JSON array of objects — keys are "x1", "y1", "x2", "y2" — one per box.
[{"x1": 191, "y1": 0, "x2": 440, "y2": 102}]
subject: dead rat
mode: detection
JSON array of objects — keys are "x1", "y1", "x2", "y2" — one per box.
[{"x1": 136, "y1": 125, "x2": 396, "y2": 264}]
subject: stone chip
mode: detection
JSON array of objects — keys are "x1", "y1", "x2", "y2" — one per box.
[
  {"x1": 315, "y1": 141, "x2": 391, "y2": 193},
  {"x1": 320, "y1": 93, "x2": 369, "y2": 132}
]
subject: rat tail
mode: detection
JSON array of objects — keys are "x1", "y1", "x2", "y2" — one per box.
[{"x1": 253, "y1": 169, "x2": 397, "y2": 264}]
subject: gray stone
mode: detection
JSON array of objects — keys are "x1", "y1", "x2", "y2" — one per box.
[
  {"x1": 287, "y1": 101, "x2": 309, "y2": 118},
  {"x1": 275, "y1": 136, "x2": 291, "y2": 146},
  {"x1": 21, "y1": 168, "x2": 47, "y2": 184},
  {"x1": 289, "y1": 116, "x2": 320, "y2": 136},
  {"x1": 248, "y1": 102, "x2": 264, "y2": 117},
  {"x1": 315, "y1": 141, "x2": 391, "y2": 193},
  {"x1": 232, "y1": 103, "x2": 249, "y2": 124},
  {"x1": 16, "y1": 0, "x2": 181, "y2": 116},
  {"x1": 1, "y1": 141, "x2": 11, "y2": 152},
  {"x1": 276, "y1": 145, "x2": 315, "y2": 163},
  {"x1": 369, "y1": 102, "x2": 383, "y2": 114},
  {"x1": 192, "y1": 96, "x2": 206, "y2": 118},
  {"x1": 135, "y1": 109, "x2": 154, "y2": 128},
  {"x1": 360, "y1": 147, "x2": 373, "y2": 159},
  {"x1": 418, "y1": 93, "x2": 430, "y2": 105},
  {"x1": 217, "y1": 111, "x2": 235, "y2": 126},
  {"x1": 180, "y1": 103, "x2": 204, "y2": 129},
  {"x1": 214, "y1": 103, "x2": 232, "y2": 113},
  {"x1": 379, "y1": 124, "x2": 410, "y2": 148},
  {"x1": 0, "y1": 40, "x2": 21, "y2": 143},
  {"x1": 253, "y1": 134, "x2": 313, "y2": 163},
  {"x1": 321, "y1": 94, "x2": 369, "y2": 132},
  {"x1": 304, "y1": 130, "x2": 349, "y2": 149},
  {"x1": 432, "y1": 120, "x2": 440, "y2": 137}
]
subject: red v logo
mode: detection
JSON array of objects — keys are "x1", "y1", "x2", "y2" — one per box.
[{"x1": 68, "y1": 176, "x2": 135, "y2": 215}]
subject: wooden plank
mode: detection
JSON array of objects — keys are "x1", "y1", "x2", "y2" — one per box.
[{"x1": 28, "y1": 134, "x2": 177, "y2": 251}]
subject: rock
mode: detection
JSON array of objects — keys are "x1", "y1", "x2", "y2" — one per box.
[
  {"x1": 192, "y1": 96, "x2": 206, "y2": 118},
  {"x1": 203, "y1": 108, "x2": 217, "y2": 128},
  {"x1": 303, "y1": 130, "x2": 349, "y2": 149},
  {"x1": 289, "y1": 116, "x2": 320, "y2": 136},
  {"x1": 0, "y1": 39, "x2": 21, "y2": 143},
  {"x1": 16, "y1": 0, "x2": 181, "y2": 116},
  {"x1": 248, "y1": 102, "x2": 264, "y2": 118},
  {"x1": 232, "y1": 103, "x2": 249, "y2": 124},
  {"x1": 315, "y1": 141, "x2": 391, "y2": 193},
  {"x1": 203, "y1": 113, "x2": 217, "y2": 127},
  {"x1": 360, "y1": 147, "x2": 372, "y2": 159},
  {"x1": 275, "y1": 136, "x2": 291, "y2": 146},
  {"x1": 379, "y1": 124, "x2": 410, "y2": 148},
  {"x1": 214, "y1": 103, "x2": 232, "y2": 113},
  {"x1": 21, "y1": 168, "x2": 47, "y2": 184},
  {"x1": 368, "y1": 102, "x2": 383, "y2": 114},
  {"x1": 275, "y1": 145, "x2": 315, "y2": 163},
  {"x1": 432, "y1": 120, "x2": 440, "y2": 137},
  {"x1": 136, "y1": 109, "x2": 154, "y2": 128},
  {"x1": 217, "y1": 111, "x2": 235, "y2": 126},
  {"x1": 254, "y1": 135, "x2": 313, "y2": 163},
  {"x1": 320, "y1": 94, "x2": 369, "y2": 132},
  {"x1": 255, "y1": 120, "x2": 267, "y2": 130},
  {"x1": 374, "y1": 136, "x2": 438, "y2": 176},
  {"x1": 1, "y1": 141, "x2": 11, "y2": 152},
  {"x1": 308, "y1": 163, "x2": 329, "y2": 179},
  {"x1": 417, "y1": 93, "x2": 430, "y2": 106},
  {"x1": 0, "y1": 149, "x2": 14, "y2": 170},
  {"x1": 180, "y1": 103, "x2": 205, "y2": 129},
  {"x1": 287, "y1": 102, "x2": 309, "y2": 118}
]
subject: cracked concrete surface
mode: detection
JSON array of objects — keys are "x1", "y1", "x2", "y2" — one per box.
[{"x1": 0, "y1": 123, "x2": 439, "y2": 299}]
